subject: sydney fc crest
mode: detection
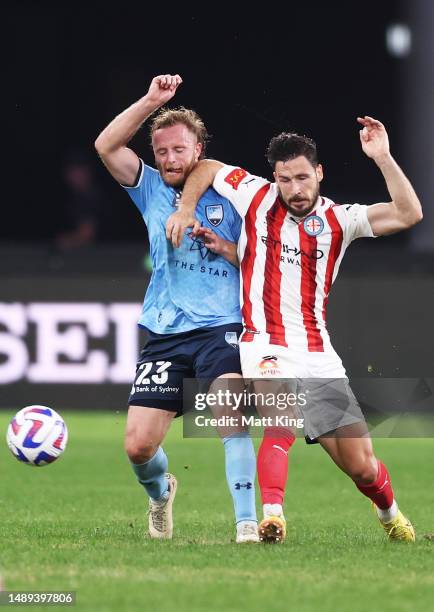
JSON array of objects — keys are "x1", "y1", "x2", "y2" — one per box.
[
  {"x1": 206, "y1": 204, "x2": 224, "y2": 227},
  {"x1": 303, "y1": 215, "x2": 324, "y2": 236},
  {"x1": 225, "y1": 331, "x2": 239, "y2": 349}
]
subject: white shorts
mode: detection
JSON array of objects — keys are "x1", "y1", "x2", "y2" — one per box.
[{"x1": 239, "y1": 335, "x2": 366, "y2": 440}]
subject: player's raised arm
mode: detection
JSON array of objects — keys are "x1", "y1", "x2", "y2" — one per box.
[
  {"x1": 357, "y1": 116, "x2": 423, "y2": 236},
  {"x1": 166, "y1": 159, "x2": 224, "y2": 247},
  {"x1": 95, "y1": 74, "x2": 183, "y2": 186}
]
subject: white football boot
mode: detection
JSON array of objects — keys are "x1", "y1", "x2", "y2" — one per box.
[
  {"x1": 148, "y1": 473, "x2": 177, "y2": 539},
  {"x1": 236, "y1": 520, "x2": 260, "y2": 543}
]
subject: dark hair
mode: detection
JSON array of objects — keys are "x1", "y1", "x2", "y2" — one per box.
[
  {"x1": 150, "y1": 106, "x2": 209, "y2": 158},
  {"x1": 266, "y1": 132, "x2": 318, "y2": 169}
]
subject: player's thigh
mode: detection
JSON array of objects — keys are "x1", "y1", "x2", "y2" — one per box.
[
  {"x1": 125, "y1": 406, "x2": 175, "y2": 453},
  {"x1": 129, "y1": 331, "x2": 193, "y2": 416},
  {"x1": 208, "y1": 372, "x2": 248, "y2": 438},
  {"x1": 194, "y1": 324, "x2": 244, "y2": 437},
  {"x1": 301, "y1": 375, "x2": 368, "y2": 443},
  {"x1": 240, "y1": 339, "x2": 299, "y2": 433},
  {"x1": 194, "y1": 323, "x2": 243, "y2": 381}
]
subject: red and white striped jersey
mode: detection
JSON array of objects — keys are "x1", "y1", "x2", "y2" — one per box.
[{"x1": 214, "y1": 165, "x2": 375, "y2": 352}]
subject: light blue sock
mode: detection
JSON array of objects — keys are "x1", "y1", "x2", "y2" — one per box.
[
  {"x1": 130, "y1": 446, "x2": 169, "y2": 501},
  {"x1": 223, "y1": 432, "x2": 257, "y2": 524}
]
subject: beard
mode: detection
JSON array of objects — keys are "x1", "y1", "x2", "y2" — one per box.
[
  {"x1": 279, "y1": 185, "x2": 320, "y2": 218},
  {"x1": 156, "y1": 156, "x2": 198, "y2": 189}
]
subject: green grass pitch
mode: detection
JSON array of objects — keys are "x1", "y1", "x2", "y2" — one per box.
[{"x1": 1, "y1": 411, "x2": 434, "y2": 612}]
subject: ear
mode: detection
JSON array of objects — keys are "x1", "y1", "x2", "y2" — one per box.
[
  {"x1": 195, "y1": 142, "x2": 203, "y2": 161},
  {"x1": 316, "y1": 163, "x2": 323, "y2": 183},
  {"x1": 273, "y1": 171, "x2": 277, "y2": 181}
]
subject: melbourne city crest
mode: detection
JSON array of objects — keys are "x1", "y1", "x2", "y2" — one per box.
[
  {"x1": 303, "y1": 215, "x2": 324, "y2": 236},
  {"x1": 206, "y1": 204, "x2": 224, "y2": 227}
]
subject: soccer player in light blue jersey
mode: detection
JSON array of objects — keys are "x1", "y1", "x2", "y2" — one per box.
[{"x1": 95, "y1": 74, "x2": 258, "y2": 543}]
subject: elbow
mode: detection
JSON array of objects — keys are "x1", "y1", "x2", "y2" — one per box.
[
  {"x1": 94, "y1": 130, "x2": 115, "y2": 158},
  {"x1": 409, "y1": 206, "x2": 423, "y2": 227},
  {"x1": 399, "y1": 199, "x2": 423, "y2": 228},
  {"x1": 94, "y1": 135, "x2": 108, "y2": 156}
]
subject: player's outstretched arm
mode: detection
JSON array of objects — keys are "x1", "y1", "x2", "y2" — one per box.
[
  {"x1": 166, "y1": 159, "x2": 224, "y2": 247},
  {"x1": 95, "y1": 74, "x2": 182, "y2": 186},
  {"x1": 357, "y1": 116, "x2": 423, "y2": 236}
]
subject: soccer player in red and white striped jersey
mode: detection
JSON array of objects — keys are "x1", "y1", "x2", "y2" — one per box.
[{"x1": 167, "y1": 116, "x2": 422, "y2": 542}]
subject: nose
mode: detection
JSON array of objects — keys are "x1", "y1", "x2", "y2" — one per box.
[
  {"x1": 166, "y1": 150, "x2": 177, "y2": 164},
  {"x1": 290, "y1": 180, "x2": 302, "y2": 195}
]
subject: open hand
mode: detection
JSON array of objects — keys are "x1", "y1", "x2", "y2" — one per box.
[{"x1": 357, "y1": 116, "x2": 390, "y2": 162}]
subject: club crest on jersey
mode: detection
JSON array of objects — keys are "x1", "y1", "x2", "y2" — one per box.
[
  {"x1": 225, "y1": 331, "x2": 239, "y2": 349},
  {"x1": 303, "y1": 215, "x2": 324, "y2": 236},
  {"x1": 206, "y1": 204, "x2": 224, "y2": 227}
]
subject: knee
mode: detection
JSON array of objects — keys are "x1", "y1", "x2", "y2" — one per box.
[
  {"x1": 347, "y1": 454, "x2": 378, "y2": 484},
  {"x1": 125, "y1": 435, "x2": 158, "y2": 464}
]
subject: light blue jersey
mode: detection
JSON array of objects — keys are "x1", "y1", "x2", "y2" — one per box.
[{"x1": 123, "y1": 160, "x2": 242, "y2": 334}]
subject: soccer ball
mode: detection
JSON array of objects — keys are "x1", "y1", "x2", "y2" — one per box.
[{"x1": 6, "y1": 405, "x2": 68, "y2": 467}]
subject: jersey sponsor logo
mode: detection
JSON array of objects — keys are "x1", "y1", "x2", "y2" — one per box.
[
  {"x1": 303, "y1": 215, "x2": 324, "y2": 236},
  {"x1": 188, "y1": 233, "x2": 211, "y2": 259},
  {"x1": 225, "y1": 331, "x2": 239, "y2": 349},
  {"x1": 258, "y1": 355, "x2": 282, "y2": 377},
  {"x1": 130, "y1": 361, "x2": 180, "y2": 396},
  {"x1": 205, "y1": 204, "x2": 224, "y2": 227},
  {"x1": 224, "y1": 168, "x2": 247, "y2": 190},
  {"x1": 260, "y1": 235, "x2": 324, "y2": 260}
]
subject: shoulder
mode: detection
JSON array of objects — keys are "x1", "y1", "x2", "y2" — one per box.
[
  {"x1": 321, "y1": 198, "x2": 374, "y2": 240},
  {"x1": 122, "y1": 160, "x2": 162, "y2": 191},
  {"x1": 218, "y1": 165, "x2": 270, "y2": 190},
  {"x1": 320, "y1": 197, "x2": 358, "y2": 219}
]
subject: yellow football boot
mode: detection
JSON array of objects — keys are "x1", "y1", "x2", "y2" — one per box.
[{"x1": 377, "y1": 508, "x2": 415, "y2": 542}]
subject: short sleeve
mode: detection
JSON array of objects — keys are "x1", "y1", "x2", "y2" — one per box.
[
  {"x1": 336, "y1": 203, "x2": 376, "y2": 243},
  {"x1": 213, "y1": 165, "x2": 269, "y2": 217},
  {"x1": 122, "y1": 159, "x2": 161, "y2": 216}
]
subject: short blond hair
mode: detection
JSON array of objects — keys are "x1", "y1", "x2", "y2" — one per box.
[{"x1": 150, "y1": 107, "x2": 209, "y2": 158}]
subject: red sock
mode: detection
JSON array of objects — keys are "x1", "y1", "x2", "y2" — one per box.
[
  {"x1": 257, "y1": 427, "x2": 296, "y2": 505},
  {"x1": 355, "y1": 460, "x2": 394, "y2": 510}
]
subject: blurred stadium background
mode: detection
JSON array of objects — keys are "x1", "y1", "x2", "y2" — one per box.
[
  {"x1": 2, "y1": 2, "x2": 434, "y2": 610},
  {"x1": 3, "y1": 0, "x2": 433, "y2": 409}
]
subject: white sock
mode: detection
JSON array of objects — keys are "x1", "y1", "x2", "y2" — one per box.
[
  {"x1": 376, "y1": 500, "x2": 398, "y2": 523},
  {"x1": 263, "y1": 503, "x2": 283, "y2": 518}
]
